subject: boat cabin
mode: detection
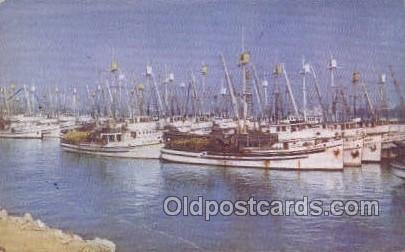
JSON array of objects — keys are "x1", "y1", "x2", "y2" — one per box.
[{"x1": 101, "y1": 132, "x2": 122, "y2": 143}]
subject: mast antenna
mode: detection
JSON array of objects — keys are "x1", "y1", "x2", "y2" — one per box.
[{"x1": 241, "y1": 26, "x2": 245, "y2": 52}]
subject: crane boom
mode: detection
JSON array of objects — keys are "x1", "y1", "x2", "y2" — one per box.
[
  {"x1": 310, "y1": 65, "x2": 328, "y2": 122},
  {"x1": 190, "y1": 73, "x2": 200, "y2": 117},
  {"x1": 361, "y1": 81, "x2": 375, "y2": 119},
  {"x1": 251, "y1": 64, "x2": 264, "y2": 118},
  {"x1": 220, "y1": 54, "x2": 239, "y2": 120},
  {"x1": 282, "y1": 65, "x2": 299, "y2": 118}
]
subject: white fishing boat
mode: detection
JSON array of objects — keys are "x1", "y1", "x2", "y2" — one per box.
[
  {"x1": 0, "y1": 128, "x2": 43, "y2": 139},
  {"x1": 41, "y1": 116, "x2": 78, "y2": 138},
  {"x1": 0, "y1": 114, "x2": 78, "y2": 139},
  {"x1": 0, "y1": 115, "x2": 46, "y2": 139},
  {"x1": 61, "y1": 117, "x2": 164, "y2": 159},
  {"x1": 161, "y1": 138, "x2": 343, "y2": 170},
  {"x1": 161, "y1": 123, "x2": 344, "y2": 170},
  {"x1": 264, "y1": 122, "x2": 364, "y2": 167}
]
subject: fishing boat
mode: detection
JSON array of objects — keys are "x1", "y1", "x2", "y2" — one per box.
[
  {"x1": 0, "y1": 127, "x2": 43, "y2": 139},
  {"x1": 263, "y1": 121, "x2": 365, "y2": 167},
  {"x1": 0, "y1": 115, "x2": 46, "y2": 139},
  {"x1": 161, "y1": 125, "x2": 344, "y2": 170},
  {"x1": 41, "y1": 116, "x2": 78, "y2": 138},
  {"x1": 61, "y1": 117, "x2": 163, "y2": 159},
  {"x1": 0, "y1": 114, "x2": 79, "y2": 139},
  {"x1": 162, "y1": 52, "x2": 350, "y2": 171}
]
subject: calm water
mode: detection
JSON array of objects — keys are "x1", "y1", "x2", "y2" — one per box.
[{"x1": 0, "y1": 139, "x2": 404, "y2": 251}]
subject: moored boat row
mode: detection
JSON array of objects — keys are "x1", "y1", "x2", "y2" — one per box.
[{"x1": 1, "y1": 47, "x2": 404, "y2": 171}]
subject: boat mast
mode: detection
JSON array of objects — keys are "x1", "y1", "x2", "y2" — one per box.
[
  {"x1": 282, "y1": 64, "x2": 299, "y2": 118},
  {"x1": 72, "y1": 87, "x2": 78, "y2": 118},
  {"x1": 106, "y1": 75, "x2": 114, "y2": 118},
  {"x1": 200, "y1": 64, "x2": 208, "y2": 115},
  {"x1": 361, "y1": 78, "x2": 375, "y2": 120},
  {"x1": 300, "y1": 57, "x2": 309, "y2": 122},
  {"x1": 179, "y1": 82, "x2": 186, "y2": 116},
  {"x1": 137, "y1": 83, "x2": 145, "y2": 116},
  {"x1": 388, "y1": 65, "x2": 405, "y2": 120},
  {"x1": 327, "y1": 58, "x2": 350, "y2": 121},
  {"x1": 190, "y1": 73, "x2": 200, "y2": 117},
  {"x1": 9, "y1": 84, "x2": 16, "y2": 115},
  {"x1": 0, "y1": 87, "x2": 9, "y2": 117},
  {"x1": 220, "y1": 54, "x2": 239, "y2": 121},
  {"x1": 124, "y1": 80, "x2": 132, "y2": 119},
  {"x1": 218, "y1": 79, "x2": 227, "y2": 117},
  {"x1": 239, "y1": 28, "x2": 251, "y2": 131},
  {"x1": 352, "y1": 72, "x2": 360, "y2": 118},
  {"x1": 109, "y1": 53, "x2": 119, "y2": 119},
  {"x1": 55, "y1": 87, "x2": 60, "y2": 118},
  {"x1": 24, "y1": 85, "x2": 32, "y2": 116},
  {"x1": 328, "y1": 57, "x2": 338, "y2": 121},
  {"x1": 146, "y1": 65, "x2": 165, "y2": 118},
  {"x1": 167, "y1": 72, "x2": 174, "y2": 117},
  {"x1": 163, "y1": 65, "x2": 170, "y2": 114},
  {"x1": 273, "y1": 64, "x2": 282, "y2": 121},
  {"x1": 310, "y1": 64, "x2": 328, "y2": 122},
  {"x1": 262, "y1": 78, "x2": 269, "y2": 118},
  {"x1": 377, "y1": 73, "x2": 388, "y2": 120}
]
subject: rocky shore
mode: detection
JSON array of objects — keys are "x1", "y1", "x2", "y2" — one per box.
[{"x1": 0, "y1": 208, "x2": 115, "y2": 252}]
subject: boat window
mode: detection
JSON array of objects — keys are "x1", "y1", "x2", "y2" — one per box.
[
  {"x1": 109, "y1": 135, "x2": 115, "y2": 142},
  {"x1": 131, "y1": 132, "x2": 137, "y2": 138}
]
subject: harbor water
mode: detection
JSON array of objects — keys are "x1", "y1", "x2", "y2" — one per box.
[{"x1": 0, "y1": 139, "x2": 404, "y2": 251}]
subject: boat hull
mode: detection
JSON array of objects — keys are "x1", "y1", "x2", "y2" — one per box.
[
  {"x1": 362, "y1": 135, "x2": 382, "y2": 162},
  {"x1": 0, "y1": 130, "x2": 43, "y2": 139},
  {"x1": 382, "y1": 146, "x2": 398, "y2": 160},
  {"x1": 61, "y1": 143, "x2": 163, "y2": 159},
  {"x1": 343, "y1": 137, "x2": 363, "y2": 167},
  {"x1": 391, "y1": 162, "x2": 405, "y2": 179},
  {"x1": 161, "y1": 143, "x2": 343, "y2": 170}
]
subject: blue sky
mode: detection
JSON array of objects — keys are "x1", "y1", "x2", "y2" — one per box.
[{"x1": 0, "y1": 0, "x2": 403, "y2": 106}]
